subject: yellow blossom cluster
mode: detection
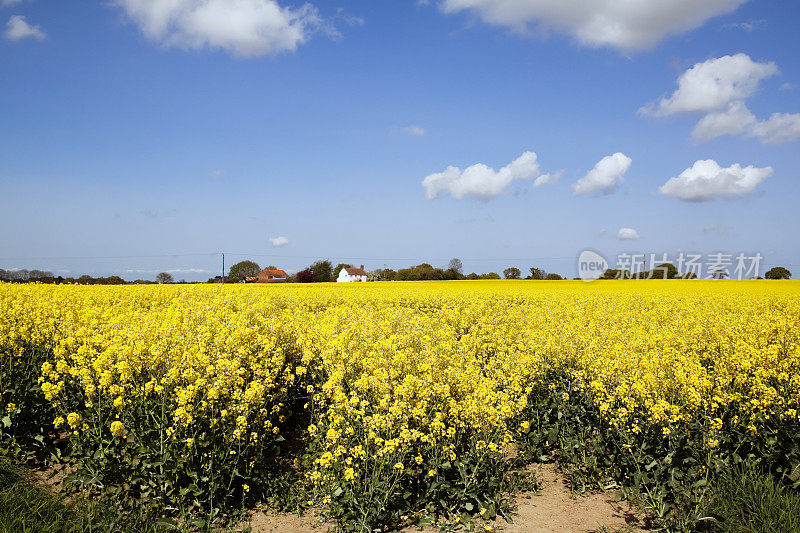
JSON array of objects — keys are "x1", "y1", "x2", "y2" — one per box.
[{"x1": 1, "y1": 279, "x2": 800, "y2": 521}]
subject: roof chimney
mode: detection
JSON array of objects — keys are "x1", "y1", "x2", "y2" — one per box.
[{"x1": 360, "y1": 265, "x2": 364, "y2": 270}]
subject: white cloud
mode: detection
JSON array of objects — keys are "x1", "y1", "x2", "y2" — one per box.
[
  {"x1": 640, "y1": 54, "x2": 777, "y2": 117},
  {"x1": 641, "y1": 54, "x2": 800, "y2": 144},
  {"x1": 4, "y1": 15, "x2": 45, "y2": 41},
  {"x1": 658, "y1": 159, "x2": 773, "y2": 201},
  {"x1": 437, "y1": 0, "x2": 746, "y2": 51},
  {"x1": 208, "y1": 169, "x2": 226, "y2": 178},
  {"x1": 691, "y1": 100, "x2": 756, "y2": 141},
  {"x1": 269, "y1": 236, "x2": 289, "y2": 247},
  {"x1": 780, "y1": 82, "x2": 796, "y2": 91},
  {"x1": 618, "y1": 227, "x2": 639, "y2": 240},
  {"x1": 114, "y1": 0, "x2": 327, "y2": 57},
  {"x1": 422, "y1": 151, "x2": 550, "y2": 200},
  {"x1": 400, "y1": 125, "x2": 426, "y2": 137},
  {"x1": 533, "y1": 169, "x2": 563, "y2": 187},
  {"x1": 750, "y1": 113, "x2": 800, "y2": 144},
  {"x1": 572, "y1": 153, "x2": 632, "y2": 196}
]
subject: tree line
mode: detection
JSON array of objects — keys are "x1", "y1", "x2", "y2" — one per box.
[
  {"x1": 1, "y1": 263, "x2": 791, "y2": 285},
  {"x1": 220, "y1": 259, "x2": 567, "y2": 283}
]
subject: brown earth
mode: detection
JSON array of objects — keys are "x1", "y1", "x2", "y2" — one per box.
[{"x1": 248, "y1": 464, "x2": 646, "y2": 533}]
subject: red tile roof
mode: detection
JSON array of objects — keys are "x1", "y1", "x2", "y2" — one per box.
[
  {"x1": 256, "y1": 269, "x2": 288, "y2": 283},
  {"x1": 344, "y1": 267, "x2": 367, "y2": 276}
]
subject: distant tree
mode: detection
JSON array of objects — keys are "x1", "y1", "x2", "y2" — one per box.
[
  {"x1": 265, "y1": 265, "x2": 277, "y2": 270},
  {"x1": 333, "y1": 263, "x2": 352, "y2": 281},
  {"x1": 394, "y1": 268, "x2": 417, "y2": 281},
  {"x1": 381, "y1": 269, "x2": 396, "y2": 281},
  {"x1": 484, "y1": 272, "x2": 501, "y2": 280},
  {"x1": 228, "y1": 260, "x2": 261, "y2": 282},
  {"x1": 765, "y1": 266, "x2": 792, "y2": 280},
  {"x1": 649, "y1": 263, "x2": 679, "y2": 279},
  {"x1": 78, "y1": 275, "x2": 95, "y2": 285},
  {"x1": 366, "y1": 270, "x2": 383, "y2": 282},
  {"x1": 310, "y1": 260, "x2": 333, "y2": 282},
  {"x1": 447, "y1": 258, "x2": 463, "y2": 274},
  {"x1": 503, "y1": 267, "x2": 521, "y2": 280},
  {"x1": 296, "y1": 268, "x2": 314, "y2": 283},
  {"x1": 711, "y1": 269, "x2": 729, "y2": 280},
  {"x1": 156, "y1": 272, "x2": 174, "y2": 284},
  {"x1": 528, "y1": 267, "x2": 546, "y2": 280},
  {"x1": 601, "y1": 269, "x2": 630, "y2": 280},
  {"x1": 545, "y1": 273, "x2": 563, "y2": 280},
  {"x1": 466, "y1": 273, "x2": 480, "y2": 280},
  {"x1": 444, "y1": 268, "x2": 465, "y2": 280}
]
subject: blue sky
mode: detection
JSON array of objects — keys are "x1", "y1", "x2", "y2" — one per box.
[{"x1": 1, "y1": 0, "x2": 799, "y2": 280}]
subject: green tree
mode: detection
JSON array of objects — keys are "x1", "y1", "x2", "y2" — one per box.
[
  {"x1": 227, "y1": 260, "x2": 261, "y2": 282},
  {"x1": 601, "y1": 269, "x2": 630, "y2": 280},
  {"x1": 650, "y1": 263, "x2": 679, "y2": 279},
  {"x1": 765, "y1": 266, "x2": 792, "y2": 279},
  {"x1": 545, "y1": 273, "x2": 563, "y2": 280},
  {"x1": 528, "y1": 267, "x2": 546, "y2": 280},
  {"x1": 310, "y1": 260, "x2": 333, "y2": 283},
  {"x1": 155, "y1": 272, "x2": 173, "y2": 284},
  {"x1": 503, "y1": 267, "x2": 521, "y2": 279}
]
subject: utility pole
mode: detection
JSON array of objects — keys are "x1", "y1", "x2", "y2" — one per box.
[{"x1": 221, "y1": 252, "x2": 225, "y2": 284}]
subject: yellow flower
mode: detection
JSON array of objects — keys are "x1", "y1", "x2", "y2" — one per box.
[
  {"x1": 110, "y1": 421, "x2": 125, "y2": 437},
  {"x1": 66, "y1": 412, "x2": 81, "y2": 429}
]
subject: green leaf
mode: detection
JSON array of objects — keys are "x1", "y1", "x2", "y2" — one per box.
[
  {"x1": 332, "y1": 486, "x2": 343, "y2": 498},
  {"x1": 465, "y1": 502, "x2": 474, "y2": 511},
  {"x1": 1, "y1": 416, "x2": 10, "y2": 428}
]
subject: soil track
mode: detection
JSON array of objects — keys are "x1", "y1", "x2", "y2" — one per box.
[{"x1": 248, "y1": 464, "x2": 646, "y2": 532}]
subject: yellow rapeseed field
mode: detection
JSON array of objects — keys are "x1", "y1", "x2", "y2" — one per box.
[{"x1": 1, "y1": 280, "x2": 799, "y2": 530}]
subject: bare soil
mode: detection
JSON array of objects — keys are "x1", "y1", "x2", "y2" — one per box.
[{"x1": 247, "y1": 464, "x2": 646, "y2": 533}]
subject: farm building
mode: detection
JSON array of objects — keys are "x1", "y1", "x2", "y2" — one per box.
[
  {"x1": 255, "y1": 269, "x2": 289, "y2": 283},
  {"x1": 337, "y1": 266, "x2": 367, "y2": 283}
]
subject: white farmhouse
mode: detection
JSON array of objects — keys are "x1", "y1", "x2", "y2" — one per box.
[{"x1": 337, "y1": 266, "x2": 368, "y2": 283}]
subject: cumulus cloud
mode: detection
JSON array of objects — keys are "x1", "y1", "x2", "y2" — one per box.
[
  {"x1": 572, "y1": 153, "x2": 632, "y2": 196},
  {"x1": 4, "y1": 15, "x2": 45, "y2": 41},
  {"x1": 640, "y1": 54, "x2": 777, "y2": 117},
  {"x1": 422, "y1": 151, "x2": 554, "y2": 200},
  {"x1": 658, "y1": 159, "x2": 773, "y2": 201},
  {"x1": 641, "y1": 54, "x2": 800, "y2": 144},
  {"x1": 618, "y1": 227, "x2": 639, "y2": 240},
  {"x1": 114, "y1": 0, "x2": 327, "y2": 57},
  {"x1": 437, "y1": 0, "x2": 746, "y2": 51},
  {"x1": 269, "y1": 236, "x2": 289, "y2": 247}
]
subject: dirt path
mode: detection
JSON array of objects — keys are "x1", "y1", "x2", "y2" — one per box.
[
  {"x1": 248, "y1": 464, "x2": 646, "y2": 532},
  {"x1": 496, "y1": 464, "x2": 644, "y2": 533}
]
